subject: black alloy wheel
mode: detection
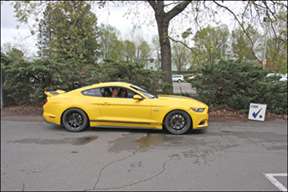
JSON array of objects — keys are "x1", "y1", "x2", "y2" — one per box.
[
  {"x1": 62, "y1": 108, "x2": 88, "y2": 132},
  {"x1": 164, "y1": 110, "x2": 191, "y2": 135}
]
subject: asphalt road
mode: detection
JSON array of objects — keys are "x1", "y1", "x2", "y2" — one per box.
[{"x1": 1, "y1": 117, "x2": 287, "y2": 191}]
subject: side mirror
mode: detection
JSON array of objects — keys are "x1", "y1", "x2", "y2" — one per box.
[{"x1": 133, "y1": 95, "x2": 143, "y2": 100}]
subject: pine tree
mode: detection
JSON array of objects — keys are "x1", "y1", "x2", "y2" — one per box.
[{"x1": 37, "y1": 1, "x2": 100, "y2": 64}]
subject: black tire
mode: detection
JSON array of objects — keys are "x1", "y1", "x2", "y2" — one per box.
[
  {"x1": 164, "y1": 110, "x2": 191, "y2": 135},
  {"x1": 177, "y1": 79, "x2": 181, "y2": 83},
  {"x1": 62, "y1": 108, "x2": 88, "y2": 132}
]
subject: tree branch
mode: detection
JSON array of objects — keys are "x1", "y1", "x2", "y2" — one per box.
[
  {"x1": 165, "y1": 1, "x2": 192, "y2": 22},
  {"x1": 168, "y1": 36, "x2": 198, "y2": 56},
  {"x1": 212, "y1": 0, "x2": 258, "y2": 60},
  {"x1": 147, "y1": 0, "x2": 164, "y2": 16},
  {"x1": 146, "y1": 0, "x2": 156, "y2": 11}
]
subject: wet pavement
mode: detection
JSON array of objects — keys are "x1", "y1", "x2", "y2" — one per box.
[{"x1": 1, "y1": 117, "x2": 287, "y2": 191}]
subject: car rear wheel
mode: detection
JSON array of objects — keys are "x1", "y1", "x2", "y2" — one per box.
[
  {"x1": 164, "y1": 110, "x2": 191, "y2": 135},
  {"x1": 62, "y1": 108, "x2": 88, "y2": 132}
]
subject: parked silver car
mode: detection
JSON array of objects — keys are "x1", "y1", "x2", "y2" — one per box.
[
  {"x1": 172, "y1": 75, "x2": 184, "y2": 82},
  {"x1": 266, "y1": 73, "x2": 285, "y2": 82},
  {"x1": 279, "y1": 73, "x2": 287, "y2": 82}
]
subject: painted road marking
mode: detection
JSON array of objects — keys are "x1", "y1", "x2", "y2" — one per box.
[{"x1": 264, "y1": 173, "x2": 287, "y2": 191}]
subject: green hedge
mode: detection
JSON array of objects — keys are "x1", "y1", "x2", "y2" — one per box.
[
  {"x1": 192, "y1": 60, "x2": 287, "y2": 114},
  {"x1": 1, "y1": 54, "x2": 171, "y2": 105}
]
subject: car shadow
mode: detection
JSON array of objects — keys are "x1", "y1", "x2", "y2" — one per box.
[{"x1": 46, "y1": 124, "x2": 206, "y2": 135}]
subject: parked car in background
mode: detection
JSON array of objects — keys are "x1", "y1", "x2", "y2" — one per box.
[
  {"x1": 172, "y1": 75, "x2": 184, "y2": 82},
  {"x1": 265, "y1": 73, "x2": 285, "y2": 82},
  {"x1": 187, "y1": 75, "x2": 196, "y2": 81},
  {"x1": 279, "y1": 73, "x2": 287, "y2": 82},
  {"x1": 266, "y1": 73, "x2": 284, "y2": 78}
]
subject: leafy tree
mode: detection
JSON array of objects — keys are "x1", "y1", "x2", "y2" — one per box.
[
  {"x1": 135, "y1": 40, "x2": 152, "y2": 67},
  {"x1": 37, "y1": 1, "x2": 100, "y2": 63},
  {"x1": 122, "y1": 40, "x2": 136, "y2": 62},
  {"x1": 1, "y1": 50, "x2": 33, "y2": 105},
  {"x1": 264, "y1": 11, "x2": 287, "y2": 73},
  {"x1": 191, "y1": 24, "x2": 230, "y2": 66},
  {"x1": 98, "y1": 24, "x2": 124, "y2": 62},
  {"x1": 172, "y1": 41, "x2": 191, "y2": 72},
  {"x1": 6, "y1": 48, "x2": 24, "y2": 61},
  {"x1": 231, "y1": 26, "x2": 261, "y2": 61},
  {"x1": 37, "y1": 3, "x2": 53, "y2": 59},
  {"x1": 151, "y1": 35, "x2": 161, "y2": 70}
]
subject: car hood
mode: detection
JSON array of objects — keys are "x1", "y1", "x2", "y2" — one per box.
[{"x1": 157, "y1": 95, "x2": 208, "y2": 107}]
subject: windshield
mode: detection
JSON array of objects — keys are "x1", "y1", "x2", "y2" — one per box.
[{"x1": 130, "y1": 85, "x2": 156, "y2": 99}]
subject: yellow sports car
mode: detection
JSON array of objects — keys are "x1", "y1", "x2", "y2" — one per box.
[{"x1": 43, "y1": 82, "x2": 208, "y2": 134}]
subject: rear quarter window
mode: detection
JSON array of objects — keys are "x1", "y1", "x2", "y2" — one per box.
[{"x1": 82, "y1": 88, "x2": 102, "y2": 97}]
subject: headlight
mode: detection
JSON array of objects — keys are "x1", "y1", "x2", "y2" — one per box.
[{"x1": 191, "y1": 107, "x2": 205, "y2": 112}]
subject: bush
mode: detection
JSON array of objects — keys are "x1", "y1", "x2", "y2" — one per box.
[
  {"x1": 2, "y1": 56, "x2": 93, "y2": 105},
  {"x1": 193, "y1": 60, "x2": 287, "y2": 114},
  {"x1": 1, "y1": 55, "x2": 171, "y2": 106}
]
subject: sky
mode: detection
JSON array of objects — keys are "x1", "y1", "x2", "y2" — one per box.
[
  {"x1": 1, "y1": 2, "x2": 35, "y2": 54},
  {"x1": 1, "y1": 1, "x2": 243, "y2": 59},
  {"x1": 1, "y1": 1, "x2": 158, "y2": 58}
]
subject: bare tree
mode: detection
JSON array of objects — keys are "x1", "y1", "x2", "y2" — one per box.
[{"x1": 147, "y1": 1, "x2": 191, "y2": 92}]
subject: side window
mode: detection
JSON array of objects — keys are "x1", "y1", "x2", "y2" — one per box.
[
  {"x1": 82, "y1": 88, "x2": 102, "y2": 97},
  {"x1": 100, "y1": 87, "x2": 113, "y2": 97},
  {"x1": 98, "y1": 87, "x2": 138, "y2": 98},
  {"x1": 118, "y1": 88, "x2": 137, "y2": 98}
]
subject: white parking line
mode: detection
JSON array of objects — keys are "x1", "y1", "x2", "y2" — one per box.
[{"x1": 264, "y1": 173, "x2": 287, "y2": 191}]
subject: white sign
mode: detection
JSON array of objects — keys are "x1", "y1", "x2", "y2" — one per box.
[{"x1": 248, "y1": 103, "x2": 267, "y2": 121}]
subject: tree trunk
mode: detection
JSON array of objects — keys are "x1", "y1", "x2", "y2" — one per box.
[
  {"x1": 156, "y1": 16, "x2": 172, "y2": 91},
  {"x1": 148, "y1": 1, "x2": 192, "y2": 94}
]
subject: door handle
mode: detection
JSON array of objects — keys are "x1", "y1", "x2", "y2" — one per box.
[{"x1": 102, "y1": 102, "x2": 109, "y2": 105}]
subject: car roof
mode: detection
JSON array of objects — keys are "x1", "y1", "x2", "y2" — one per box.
[
  {"x1": 92, "y1": 82, "x2": 132, "y2": 87},
  {"x1": 266, "y1": 73, "x2": 284, "y2": 77},
  {"x1": 69, "y1": 82, "x2": 132, "y2": 93}
]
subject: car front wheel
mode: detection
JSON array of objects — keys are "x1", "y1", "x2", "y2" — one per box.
[
  {"x1": 164, "y1": 110, "x2": 191, "y2": 135},
  {"x1": 62, "y1": 108, "x2": 88, "y2": 132}
]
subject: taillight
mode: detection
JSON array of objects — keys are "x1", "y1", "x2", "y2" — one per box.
[{"x1": 44, "y1": 100, "x2": 48, "y2": 105}]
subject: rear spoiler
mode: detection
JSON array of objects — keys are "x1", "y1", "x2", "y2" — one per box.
[{"x1": 45, "y1": 90, "x2": 66, "y2": 97}]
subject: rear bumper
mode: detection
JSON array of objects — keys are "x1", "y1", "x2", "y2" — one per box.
[
  {"x1": 43, "y1": 116, "x2": 60, "y2": 126},
  {"x1": 43, "y1": 112, "x2": 61, "y2": 125}
]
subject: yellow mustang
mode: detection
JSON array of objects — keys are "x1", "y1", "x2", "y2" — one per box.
[{"x1": 43, "y1": 82, "x2": 208, "y2": 134}]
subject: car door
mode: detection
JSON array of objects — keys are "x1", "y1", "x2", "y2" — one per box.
[{"x1": 98, "y1": 87, "x2": 152, "y2": 127}]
